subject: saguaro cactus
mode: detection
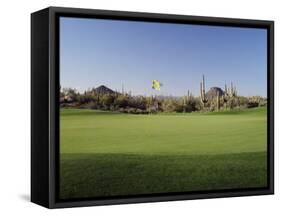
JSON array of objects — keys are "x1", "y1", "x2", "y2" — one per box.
[
  {"x1": 183, "y1": 90, "x2": 192, "y2": 113},
  {"x1": 200, "y1": 75, "x2": 208, "y2": 108},
  {"x1": 222, "y1": 84, "x2": 227, "y2": 109},
  {"x1": 187, "y1": 90, "x2": 191, "y2": 100},
  {"x1": 229, "y1": 82, "x2": 237, "y2": 97},
  {"x1": 216, "y1": 91, "x2": 220, "y2": 111},
  {"x1": 183, "y1": 96, "x2": 187, "y2": 112},
  {"x1": 122, "y1": 83, "x2": 124, "y2": 95},
  {"x1": 223, "y1": 82, "x2": 237, "y2": 109}
]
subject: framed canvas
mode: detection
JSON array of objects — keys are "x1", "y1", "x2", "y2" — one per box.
[{"x1": 31, "y1": 6, "x2": 274, "y2": 208}]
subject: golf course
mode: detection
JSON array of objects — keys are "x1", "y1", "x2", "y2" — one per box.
[{"x1": 59, "y1": 107, "x2": 267, "y2": 199}]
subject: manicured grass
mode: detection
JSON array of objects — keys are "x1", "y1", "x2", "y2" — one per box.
[
  {"x1": 60, "y1": 152, "x2": 267, "y2": 199},
  {"x1": 60, "y1": 107, "x2": 267, "y2": 199}
]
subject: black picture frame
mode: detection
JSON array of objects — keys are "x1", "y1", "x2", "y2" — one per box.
[{"x1": 31, "y1": 6, "x2": 274, "y2": 208}]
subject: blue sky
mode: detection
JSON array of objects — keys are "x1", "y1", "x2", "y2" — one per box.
[{"x1": 60, "y1": 17, "x2": 267, "y2": 97}]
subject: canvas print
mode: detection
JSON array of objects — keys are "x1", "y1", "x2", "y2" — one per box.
[{"x1": 59, "y1": 17, "x2": 268, "y2": 200}]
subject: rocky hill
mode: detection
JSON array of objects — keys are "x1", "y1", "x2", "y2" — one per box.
[
  {"x1": 206, "y1": 87, "x2": 224, "y2": 100},
  {"x1": 94, "y1": 85, "x2": 116, "y2": 94}
]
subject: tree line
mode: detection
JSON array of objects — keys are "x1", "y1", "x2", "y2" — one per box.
[{"x1": 60, "y1": 86, "x2": 267, "y2": 114}]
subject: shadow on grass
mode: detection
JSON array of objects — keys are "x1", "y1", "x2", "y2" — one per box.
[{"x1": 59, "y1": 152, "x2": 267, "y2": 200}]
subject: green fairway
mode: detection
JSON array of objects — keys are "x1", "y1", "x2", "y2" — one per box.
[{"x1": 60, "y1": 107, "x2": 267, "y2": 199}]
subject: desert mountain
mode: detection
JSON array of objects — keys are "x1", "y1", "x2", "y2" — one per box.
[
  {"x1": 94, "y1": 85, "x2": 116, "y2": 94},
  {"x1": 206, "y1": 87, "x2": 224, "y2": 100}
]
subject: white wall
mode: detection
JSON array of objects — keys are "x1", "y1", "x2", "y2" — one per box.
[{"x1": 0, "y1": 0, "x2": 279, "y2": 215}]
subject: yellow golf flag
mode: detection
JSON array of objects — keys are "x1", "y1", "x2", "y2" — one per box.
[{"x1": 152, "y1": 80, "x2": 162, "y2": 90}]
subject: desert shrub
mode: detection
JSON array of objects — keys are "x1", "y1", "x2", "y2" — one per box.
[
  {"x1": 77, "y1": 93, "x2": 94, "y2": 104},
  {"x1": 174, "y1": 104, "x2": 184, "y2": 112},
  {"x1": 237, "y1": 96, "x2": 248, "y2": 107},
  {"x1": 185, "y1": 97, "x2": 200, "y2": 112},
  {"x1": 129, "y1": 96, "x2": 147, "y2": 110},
  {"x1": 246, "y1": 96, "x2": 267, "y2": 108},
  {"x1": 109, "y1": 105, "x2": 116, "y2": 111},
  {"x1": 258, "y1": 99, "x2": 267, "y2": 107},
  {"x1": 62, "y1": 88, "x2": 78, "y2": 102},
  {"x1": 126, "y1": 108, "x2": 136, "y2": 114},
  {"x1": 114, "y1": 95, "x2": 129, "y2": 108},
  {"x1": 147, "y1": 106, "x2": 158, "y2": 114},
  {"x1": 246, "y1": 102, "x2": 259, "y2": 108},
  {"x1": 80, "y1": 101, "x2": 99, "y2": 109},
  {"x1": 60, "y1": 85, "x2": 268, "y2": 113},
  {"x1": 100, "y1": 94, "x2": 115, "y2": 109},
  {"x1": 118, "y1": 108, "x2": 125, "y2": 113},
  {"x1": 209, "y1": 101, "x2": 216, "y2": 111},
  {"x1": 161, "y1": 99, "x2": 177, "y2": 112}
]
